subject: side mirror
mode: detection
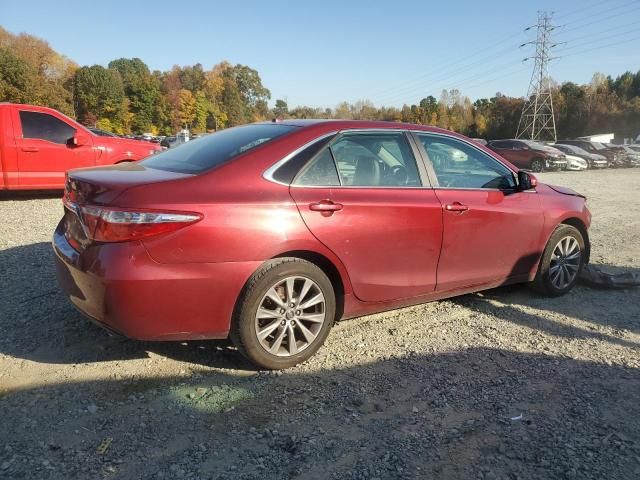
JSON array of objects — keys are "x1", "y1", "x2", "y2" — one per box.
[
  {"x1": 521, "y1": 145, "x2": 529, "y2": 150},
  {"x1": 517, "y1": 171, "x2": 538, "y2": 190},
  {"x1": 69, "y1": 132, "x2": 91, "y2": 147}
]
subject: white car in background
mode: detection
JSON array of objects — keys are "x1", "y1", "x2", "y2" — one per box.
[{"x1": 564, "y1": 154, "x2": 588, "y2": 171}]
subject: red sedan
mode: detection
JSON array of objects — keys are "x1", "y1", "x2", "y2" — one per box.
[{"x1": 53, "y1": 120, "x2": 591, "y2": 369}]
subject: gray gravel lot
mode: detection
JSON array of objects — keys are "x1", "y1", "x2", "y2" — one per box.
[{"x1": 1, "y1": 169, "x2": 639, "y2": 479}]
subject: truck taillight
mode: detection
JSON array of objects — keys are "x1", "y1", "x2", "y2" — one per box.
[{"x1": 75, "y1": 204, "x2": 202, "y2": 242}]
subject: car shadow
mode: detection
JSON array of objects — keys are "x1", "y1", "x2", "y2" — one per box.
[
  {"x1": 0, "y1": 241, "x2": 257, "y2": 370},
  {"x1": 451, "y1": 264, "x2": 640, "y2": 345},
  {"x1": 1, "y1": 348, "x2": 639, "y2": 479},
  {"x1": 0, "y1": 190, "x2": 63, "y2": 201},
  {"x1": 0, "y1": 242, "x2": 638, "y2": 368}
]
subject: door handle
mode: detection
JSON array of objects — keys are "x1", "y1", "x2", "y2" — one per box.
[
  {"x1": 309, "y1": 200, "x2": 343, "y2": 213},
  {"x1": 445, "y1": 202, "x2": 469, "y2": 213},
  {"x1": 21, "y1": 146, "x2": 39, "y2": 153}
]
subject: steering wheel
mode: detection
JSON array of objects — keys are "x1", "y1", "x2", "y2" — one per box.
[{"x1": 389, "y1": 165, "x2": 408, "y2": 185}]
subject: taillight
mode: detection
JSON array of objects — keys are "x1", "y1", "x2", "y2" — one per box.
[{"x1": 73, "y1": 203, "x2": 202, "y2": 243}]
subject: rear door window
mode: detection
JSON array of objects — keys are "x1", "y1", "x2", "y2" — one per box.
[
  {"x1": 142, "y1": 124, "x2": 298, "y2": 174},
  {"x1": 19, "y1": 111, "x2": 76, "y2": 144},
  {"x1": 330, "y1": 132, "x2": 421, "y2": 187}
]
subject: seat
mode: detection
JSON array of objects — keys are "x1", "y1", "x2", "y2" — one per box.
[{"x1": 353, "y1": 155, "x2": 380, "y2": 186}]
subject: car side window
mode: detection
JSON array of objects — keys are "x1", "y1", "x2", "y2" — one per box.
[
  {"x1": 19, "y1": 111, "x2": 75, "y2": 145},
  {"x1": 417, "y1": 134, "x2": 516, "y2": 190},
  {"x1": 293, "y1": 148, "x2": 341, "y2": 186},
  {"x1": 330, "y1": 132, "x2": 421, "y2": 187}
]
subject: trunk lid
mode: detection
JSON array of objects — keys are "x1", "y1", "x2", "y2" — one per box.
[{"x1": 63, "y1": 163, "x2": 193, "y2": 250}]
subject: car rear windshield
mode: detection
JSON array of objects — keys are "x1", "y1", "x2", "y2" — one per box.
[{"x1": 141, "y1": 124, "x2": 297, "y2": 174}]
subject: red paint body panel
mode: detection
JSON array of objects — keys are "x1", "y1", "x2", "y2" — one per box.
[
  {"x1": 0, "y1": 104, "x2": 161, "y2": 190},
  {"x1": 290, "y1": 186, "x2": 443, "y2": 301},
  {"x1": 433, "y1": 189, "x2": 544, "y2": 290},
  {"x1": 52, "y1": 120, "x2": 591, "y2": 341}
]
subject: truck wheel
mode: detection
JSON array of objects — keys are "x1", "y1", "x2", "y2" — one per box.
[{"x1": 230, "y1": 258, "x2": 336, "y2": 370}]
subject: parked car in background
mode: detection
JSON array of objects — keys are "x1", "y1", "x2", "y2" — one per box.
[
  {"x1": 551, "y1": 143, "x2": 608, "y2": 169},
  {"x1": 556, "y1": 140, "x2": 624, "y2": 167},
  {"x1": 601, "y1": 143, "x2": 640, "y2": 167},
  {"x1": 0, "y1": 103, "x2": 162, "y2": 190},
  {"x1": 627, "y1": 144, "x2": 640, "y2": 154},
  {"x1": 54, "y1": 120, "x2": 591, "y2": 369},
  {"x1": 160, "y1": 136, "x2": 180, "y2": 149},
  {"x1": 486, "y1": 139, "x2": 567, "y2": 172},
  {"x1": 563, "y1": 154, "x2": 588, "y2": 171}
]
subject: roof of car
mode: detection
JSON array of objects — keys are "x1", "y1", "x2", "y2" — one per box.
[{"x1": 258, "y1": 118, "x2": 458, "y2": 135}]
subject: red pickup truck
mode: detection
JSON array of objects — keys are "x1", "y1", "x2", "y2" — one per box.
[{"x1": 0, "y1": 103, "x2": 161, "y2": 190}]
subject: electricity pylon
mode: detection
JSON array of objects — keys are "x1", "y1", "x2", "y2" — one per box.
[{"x1": 516, "y1": 11, "x2": 560, "y2": 143}]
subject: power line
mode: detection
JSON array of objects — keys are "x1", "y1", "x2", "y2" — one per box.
[
  {"x1": 553, "y1": 0, "x2": 627, "y2": 20},
  {"x1": 556, "y1": 18, "x2": 639, "y2": 45},
  {"x1": 364, "y1": 33, "x2": 524, "y2": 101},
  {"x1": 374, "y1": 50, "x2": 523, "y2": 105},
  {"x1": 559, "y1": 1, "x2": 640, "y2": 35},
  {"x1": 555, "y1": 27, "x2": 640, "y2": 54},
  {"x1": 560, "y1": 34, "x2": 640, "y2": 59}
]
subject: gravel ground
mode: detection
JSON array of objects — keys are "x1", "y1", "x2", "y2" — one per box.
[{"x1": 0, "y1": 169, "x2": 639, "y2": 479}]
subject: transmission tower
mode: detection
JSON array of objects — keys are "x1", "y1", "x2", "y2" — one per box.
[{"x1": 516, "y1": 11, "x2": 559, "y2": 142}]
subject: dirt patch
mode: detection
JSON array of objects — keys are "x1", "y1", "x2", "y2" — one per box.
[{"x1": 1, "y1": 169, "x2": 639, "y2": 479}]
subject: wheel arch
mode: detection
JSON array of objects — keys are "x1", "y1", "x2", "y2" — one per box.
[
  {"x1": 271, "y1": 250, "x2": 346, "y2": 321},
  {"x1": 560, "y1": 217, "x2": 590, "y2": 264}
]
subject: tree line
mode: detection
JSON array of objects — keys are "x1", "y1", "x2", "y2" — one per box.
[{"x1": 1, "y1": 26, "x2": 639, "y2": 140}]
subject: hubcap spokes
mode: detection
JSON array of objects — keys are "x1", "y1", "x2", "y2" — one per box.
[
  {"x1": 255, "y1": 276, "x2": 326, "y2": 357},
  {"x1": 549, "y1": 236, "x2": 582, "y2": 289}
]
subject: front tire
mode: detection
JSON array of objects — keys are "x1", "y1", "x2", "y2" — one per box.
[
  {"x1": 530, "y1": 158, "x2": 544, "y2": 172},
  {"x1": 230, "y1": 258, "x2": 336, "y2": 369},
  {"x1": 532, "y1": 225, "x2": 585, "y2": 296}
]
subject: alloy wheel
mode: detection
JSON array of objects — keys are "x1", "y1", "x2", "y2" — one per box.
[
  {"x1": 254, "y1": 276, "x2": 326, "y2": 356},
  {"x1": 549, "y1": 236, "x2": 582, "y2": 289},
  {"x1": 531, "y1": 159, "x2": 544, "y2": 172}
]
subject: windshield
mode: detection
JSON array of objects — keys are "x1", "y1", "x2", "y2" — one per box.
[
  {"x1": 141, "y1": 124, "x2": 297, "y2": 174},
  {"x1": 522, "y1": 140, "x2": 556, "y2": 151},
  {"x1": 559, "y1": 144, "x2": 588, "y2": 155},
  {"x1": 591, "y1": 142, "x2": 607, "y2": 150}
]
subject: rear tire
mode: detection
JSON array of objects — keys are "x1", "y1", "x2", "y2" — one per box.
[
  {"x1": 532, "y1": 225, "x2": 585, "y2": 296},
  {"x1": 230, "y1": 258, "x2": 336, "y2": 370}
]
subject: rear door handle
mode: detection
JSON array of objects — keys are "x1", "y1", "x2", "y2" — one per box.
[
  {"x1": 309, "y1": 200, "x2": 343, "y2": 213},
  {"x1": 21, "y1": 146, "x2": 39, "y2": 153},
  {"x1": 445, "y1": 202, "x2": 469, "y2": 213}
]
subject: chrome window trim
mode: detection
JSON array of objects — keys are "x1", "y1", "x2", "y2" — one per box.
[
  {"x1": 262, "y1": 127, "x2": 534, "y2": 193},
  {"x1": 411, "y1": 130, "x2": 523, "y2": 190},
  {"x1": 264, "y1": 128, "x2": 430, "y2": 189},
  {"x1": 262, "y1": 131, "x2": 339, "y2": 186}
]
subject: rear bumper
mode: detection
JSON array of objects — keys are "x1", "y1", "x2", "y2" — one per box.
[{"x1": 52, "y1": 220, "x2": 260, "y2": 341}]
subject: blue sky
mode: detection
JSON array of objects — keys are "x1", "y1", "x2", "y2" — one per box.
[{"x1": 2, "y1": 0, "x2": 639, "y2": 108}]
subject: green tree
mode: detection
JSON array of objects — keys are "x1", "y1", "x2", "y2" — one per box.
[
  {"x1": 273, "y1": 99, "x2": 289, "y2": 118},
  {"x1": 73, "y1": 65, "x2": 125, "y2": 128},
  {"x1": 0, "y1": 47, "x2": 40, "y2": 103},
  {"x1": 108, "y1": 58, "x2": 160, "y2": 133}
]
